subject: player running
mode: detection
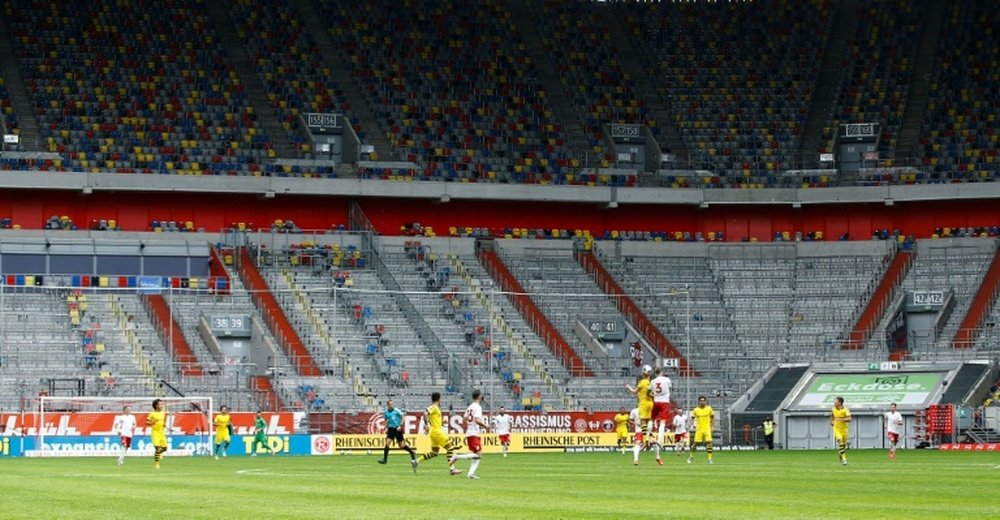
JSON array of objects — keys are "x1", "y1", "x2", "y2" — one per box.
[
  {"x1": 251, "y1": 411, "x2": 275, "y2": 456},
  {"x1": 884, "y1": 402, "x2": 903, "y2": 459},
  {"x1": 493, "y1": 406, "x2": 513, "y2": 458},
  {"x1": 146, "y1": 399, "x2": 167, "y2": 469},
  {"x1": 213, "y1": 405, "x2": 232, "y2": 460},
  {"x1": 414, "y1": 392, "x2": 459, "y2": 475},
  {"x1": 830, "y1": 396, "x2": 852, "y2": 466},
  {"x1": 112, "y1": 405, "x2": 136, "y2": 465},
  {"x1": 625, "y1": 365, "x2": 653, "y2": 450},
  {"x1": 688, "y1": 396, "x2": 714, "y2": 464},
  {"x1": 450, "y1": 389, "x2": 489, "y2": 479},
  {"x1": 649, "y1": 367, "x2": 673, "y2": 466},
  {"x1": 671, "y1": 406, "x2": 688, "y2": 457}
]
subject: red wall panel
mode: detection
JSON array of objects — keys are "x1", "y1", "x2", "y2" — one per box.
[{"x1": 2, "y1": 189, "x2": 1000, "y2": 241}]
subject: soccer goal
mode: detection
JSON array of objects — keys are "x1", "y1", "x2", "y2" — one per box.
[{"x1": 27, "y1": 396, "x2": 213, "y2": 457}]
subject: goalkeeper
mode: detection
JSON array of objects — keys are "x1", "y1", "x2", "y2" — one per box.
[{"x1": 252, "y1": 411, "x2": 275, "y2": 456}]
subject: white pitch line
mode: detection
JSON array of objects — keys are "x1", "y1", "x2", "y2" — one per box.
[
  {"x1": 235, "y1": 468, "x2": 328, "y2": 477},
  {"x1": 61, "y1": 472, "x2": 205, "y2": 478}
]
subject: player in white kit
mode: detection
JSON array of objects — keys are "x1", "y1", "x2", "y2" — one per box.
[
  {"x1": 450, "y1": 389, "x2": 489, "y2": 479},
  {"x1": 112, "y1": 405, "x2": 137, "y2": 465},
  {"x1": 671, "y1": 407, "x2": 688, "y2": 456},
  {"x1": 649, "y1": 367, "x2": 673, "y2": 465},
  {"x1": 629, "y1": 407, "x2": 643, "y2": 465},
  {"x1": 493, "y1": 406, "x2": 513, "y2": 458},
  {"x1": 884, "y1": 402, "x2": 904, "y2": 459}
]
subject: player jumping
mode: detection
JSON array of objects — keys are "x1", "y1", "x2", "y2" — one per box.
[
  {"x1": 626, "y1": 364, "x2": 653, "y2": 455},
  {"x1": 649, "y1": 367, "x2": 673, "y2": 466}
]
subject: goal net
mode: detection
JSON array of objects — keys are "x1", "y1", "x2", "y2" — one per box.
[{"x1": 28, "y1": 396, "x2": 213, "y2": 458}]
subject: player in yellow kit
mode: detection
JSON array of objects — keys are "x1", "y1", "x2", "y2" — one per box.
[
  {"x1": 414, "y1": 392, "x2": 459, "y2": 475},
  {"x1": 830, "y1": 396, "x2": 852, "y2": 466},
  {"x1": 146, "y1": 399, "x2": 167, "y2": 469},
  {"x1": 613, "y1": 409, "x2": 630, "y2": 454},
  {"x1": 626, "y1": 365, "x2": 653, "y2": 446},
  {"x1": 213, "y1": 405, "x2": 232, "y2": 460},
  {"x1": 688, "y1": 396, "x2": 714, "y2": 464}
]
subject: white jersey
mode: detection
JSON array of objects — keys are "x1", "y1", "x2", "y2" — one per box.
[
  {"x1": 464, "y1": 402, "x2": 484, "y2": 436},
  {"x1": 629, "y1": 408, "x2": 641, "y2": 432},
  {"x1": 493, "y1": 413, "x2": 512, "y2": 435},
  {"x1": 885, "y1": 411, "x2": 903, "y2": 434},
  {"x1": 650, "y1": 375, "x2": 672, "y2": 403},
  {"x1": 671, "y1": 412, "x2": 688, "y2": 435},
  {"x1": 112, "y1": 414, "x2": 137, "y2": 437}
]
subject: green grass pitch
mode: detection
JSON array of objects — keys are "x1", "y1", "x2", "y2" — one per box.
[{"x1": 2, "y1": 449, "x2": 997, "y2": 519}]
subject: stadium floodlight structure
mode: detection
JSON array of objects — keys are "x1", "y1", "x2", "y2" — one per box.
[{"x1": 31, "y1": 396, "x2": 213, "y2": 458}]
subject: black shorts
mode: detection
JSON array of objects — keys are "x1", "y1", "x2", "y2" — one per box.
[{"x1": 385, "y1": 427, "x2": 405, "y2": 444}]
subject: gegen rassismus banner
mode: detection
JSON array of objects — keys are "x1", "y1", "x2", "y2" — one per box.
[
  {"x1": 316, "y1": 410, "x2": 621, "y2": 435},
  {"x1": 0, "y1": 412, "x2": 296, "y2": 437},
  {"x1": 3, "y1": 410, "x2": 622, "y2": 436}
]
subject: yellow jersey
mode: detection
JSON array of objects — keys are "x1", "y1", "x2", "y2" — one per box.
[
  {"x1": 147, "y1": 410, "x2": 166, "y2": 436},
  {"x1": 426, "y1": 403, "x2": 444, "y2": 434},
  {"x1": 614, "y1": 413, "x2": 629, "y2": 434},
  {"x1": 214, "y1": 413, "x2": 231, "y2": 436},
  {"x1": 831, "y1": 406, "x2": 851, "y2": 436},
  {"x1": 692, "y1": 405, "x2": 714, "y2": 432},
  {"x1": 636, "y1": 378, "x2": 652, "y2": 409}
]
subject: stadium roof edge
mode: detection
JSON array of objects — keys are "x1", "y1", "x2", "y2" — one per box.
[{"x1": 1, "y1": 170, "x2": 999, "y2": 206}]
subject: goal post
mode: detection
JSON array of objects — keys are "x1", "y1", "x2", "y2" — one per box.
[{"x1": 29, "y1": 396, "x2": 213, "y2": 457}]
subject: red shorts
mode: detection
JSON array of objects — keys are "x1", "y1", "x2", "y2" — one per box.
[
  {"x1": 498, "y1": 434, "x2": 510, "y2": 445},
  {"x1": 652, "y1": 401, "x2": 672, "y2": 423},
  {"x1": 634, "y1": 431, "x2": 644, "y2": 443},
  {"x1": 467, "y1": 436, "x2": 482, "y2": 454},
  {"x1": 120, "y1": 436, "x2": 132, "y2": 449},
  {"x1": 887, "y1": 432, "x2": 899, "y2": 444},
  {"x1": 674, "y1": 432, "x2": 687, "y2": 443}
]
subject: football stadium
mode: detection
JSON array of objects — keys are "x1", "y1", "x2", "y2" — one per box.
[{"x1": 0, "y1": 0, "x2": 999, "y2": 518}]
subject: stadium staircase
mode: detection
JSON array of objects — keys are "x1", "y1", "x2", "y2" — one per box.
[
  {"x1": 798, "y1": 0, "x2": 859, "y2": 172},
  {"x1": 952, "y1": 247, "x2": 1000, "y2": 348},
  {"x1": 237, "y1": 248, "x2": 323, "y2": 377},
  {"x1": 265, "y1": 265, "x2": 377, "y2": 411},
  {"x1": 507, "y1": 0, "x2": 588, "y2": 159},
  {"x1": 105, "y1": 295, "x2": 162, "y2": 395},
  {"x1": 845, "y1": 250, "x2": 912, "y2": 352},
  {"x1": 204, "y1": 0, "x2": 291, "y2": 157},
  {"x1": 208, "y1": 245, "x2": 232, "y2": 293},
  {"x1": 451, "y1": 255, "x2": 573, "y2": 409},
  {"x1": 250, "y1": 375, "x2": 283, "y2": 411},
  {"x1": 896, "y1": 0, "x2": 948, "y2": 156},
  {"x1": 0, "y1": 18, "x2": 40, "y2": 149},
  {"x1": 605, "y1": 4, "x2": 688, "y2": 166},
  {"x1": 294, "y1": 0, "x2": 391, "y2": 161},
  {"x1": 576, "y1": 250, "x2": 693, "y2": 376},
  {"x1": 477, "y1": 243, "x2": 592, "y2": 377},
  {"x1": 143, "y1": 294, "x2": 204, "y2": 377}
]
